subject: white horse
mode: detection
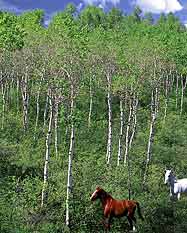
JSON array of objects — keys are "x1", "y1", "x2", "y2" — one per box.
[{"x1": 164, "y1": 169, "x2": 187, "y2": 200}]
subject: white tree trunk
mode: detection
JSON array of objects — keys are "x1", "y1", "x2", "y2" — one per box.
[
  {"x1": 1, "y1": 82, "x2": 6, "y2": 130},
  {"x1": 127, "y1": 151, "x2": 132, "y2": 200},
  {"x1": 54, "y1": 102, "x2": 59, "y2": 158},
  {"x1": 43, "y1": 89, "x2": 49, "y2": 129},
  {"x1": 117, "y1": 97, "x2": 124, "y2": 166},
  {"x1": 21, "y1": 72, "x2": 29, "y2": 132},
  {"x1": 66, "y1": 85, "x2": 75, "y2": 227},
  {"x1": 34, "y1": 75, "x2": 43, "y2": 138},
  {"x1": 88, "y1": 76, "x2": 93, "y2": 128},
  {"x1": 41, "y1": 90, "x2": 53, "y2": 207},
  {"x1": 16, "y1": 77, "x2": 20, "y2": 113},
  {"x1": 6, "y1": 82, "x2": 10, "y2": 110},
  {"x1": 163, "y1": 74, "x2": 169, "y2": 122},
  {"x1": 106, "y1": 74, "x2": 112, "y2": 165},
  {"x1": 147, "y1": 88, "x2": 158, "y2": 163},
  {"x1": 124, "y1": 97, "x2": 133, "y2": 164},
  {"x1": 176, "y1": 75, "x2": 179, "y2": 109},
  {"x1": 9, "y1": 76, "x2": 14, "y2": 107},
  {"x1": 126, "y1": 93, "x2": 137, "y2": 200},
  {"x1": 168, "y1": 70, "x2": 173, "y2": 93},
  {"x1": 129, "y1": 95, "x2": 138, "y2": 149},
  {"x1": 170, "y1": 71, "x2": 175, "y2": 92},
  {"x1": 143, "y1": 87, "x2": 159, "y2": 188},
  {"x1": 180, "y1": 75, "x2": 186, "y2": 115}
]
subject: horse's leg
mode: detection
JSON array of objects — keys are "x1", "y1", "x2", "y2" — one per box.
[
  {"x1": 103, "y1": 216, "x2": 111, "y2": 233},
  {"x1": 177, "y1": 192, "x2": 180, "y2": 200},
  {"x1": 128, "y1": 212, "x2": 137, "y2": 231},
  {"x1": 127, "y1": 215, "x2": 133, "y2": 231},
  {"x1": 131, "y1": 215, "x2": 136, "y2": 225},
  {"x1": 127, "y1": 206, "x2": 137, "y2": 231},
  {"x1": 131, "y1": 216, "x2": 137, "y2": 231}
]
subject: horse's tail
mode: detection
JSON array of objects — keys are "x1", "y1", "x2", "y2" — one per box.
[{"x1": 135, "y1": 202, "x2": 144, "y2": 221}]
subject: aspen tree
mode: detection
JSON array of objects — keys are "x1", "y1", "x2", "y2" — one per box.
[
  {"x1": 41, "y1": 88, "x2": 53, "y2": 207},
  {"x1": 180, "y1": 75, "x2": 187, "y2": 115},
  {"x1": 143, "y1": 86, "x2": 159, "y2": 188},
  {"x1": 88, "y1": 76, "x2": 93, "y2": 128},
  {"x1": 129, "y1": 93, "x2": 138, "y2": 149},
  {"x1": 124, "y1": 93, "x2": 133, "y2": 164},
  {"x1": 54, "y1": 98, "x2": 59, "y2": 157},
  {"x1": 106, "y1": 71, "x2": 112, "y2": 165},
  {"x1": 176, "y1": 74, "x2": 179, "y2": 109},
  {"x1": 1, "y1": 75, "x2": 6, "y2": 130},
  {"x1": 21, "y1": 67, "x2": 29, "y2": 132},
  {"x1": 163, "y1": 73, "x2": 169, "y2": 122},
  {"x1": 53, "y1": 89, "x2": 63, "y2": 158},
  {"x1": 16, "y1": 76, "x2": 20, "y2": 113},
  {"x1": 34, "y1": 71, "x2": 44, "y2": 138},
  {"x1": 66, "y1": 80, "x2": 75, "y2": 226},
  {"x1": 117, "y1": 96, "x2": 124, "y2": 166}
]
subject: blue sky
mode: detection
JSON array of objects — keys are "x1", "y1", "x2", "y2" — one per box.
[{"x1": 1, "y1": 0, "x2": 187, "y2": 26}]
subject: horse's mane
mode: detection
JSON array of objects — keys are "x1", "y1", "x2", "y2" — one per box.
[
  {"x1": 100, "y1": 188, "x2": 113, "y2": 199},
  {"x1": 170, "y1": 172, "x2": 177, "y2": 183}
]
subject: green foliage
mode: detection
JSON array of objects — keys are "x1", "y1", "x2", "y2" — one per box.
[
  {"x1": 1, "y1": 5, "x2": 187, "y2": 233},
  {"x1": 18, "y1": 9, "x2": 45, "y2": 31},
  {"x1": 0, "y1": 12, "x2": 25, "y2": 50},
  {"x1": 79, "y1": 5, "x2": 106, "y2": 29}
]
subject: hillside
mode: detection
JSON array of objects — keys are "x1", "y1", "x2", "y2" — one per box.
[{"x1": 1, "y1": 5, "x2": 187, "y2": 233}]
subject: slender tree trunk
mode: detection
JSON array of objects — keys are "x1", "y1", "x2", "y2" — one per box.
[
  {"x1": 8, "y1": 77, "x2": 13, "y2": 108},
  {"x1": 176, "y1": 75, "x2": 179, "y2": 109},
  {"x1": 41, "y1": 90, "x2": 53, "y2": 207},
  {"x1": 168, "y1": 70, "x2": 173, "y2": 92},
  {"x1": 180, "y1": 75, "x2": 187, "y2": 115},
  {"x1": 106, "y1": 74, "x2": 112, "y2": 165},
  {"x1": 1, "y1": 82, "x2": 6, "y2": 130},
  {"x1": 6, "y1": 82, "x2": 10, "y2": 111},
  {"x1": 125, "y1": 93, "x2": 136, "y2": 200},
  {"x1": 129, "y1": 94, "x2": 138, "y2": 149},
  {"x1": 65, "y1": 101, "x2": 70, "y2": 144},
  {"x1": 10, "y1": 75, "x2": 15, "y2": 105},
  {"x1": 43, "y1": 89, "x2": 49, "y2": 129},
  {"x1": 54, "y1": 101, "x2": 59, "y2": 158},
  {"x1": 88, "y1": 76, "x2": 93, "y2": 128},
  {"x1": 127, "y1": 152, "x2": 131, "y2": 200},
  {"x1": 123, "y1": 93, "x2": 134, "y2": 199},
  {"x1": 16, "y1": 77, "x2": 20, "y2": 113},
  {"x1": 124, "y1": 97, "x2": 133, "y2": 164},
  {"x1": 66, "y1": 84, "x2": 75, "y2": 227},
  {"x1": 34, "y1": 75, "x2": 43, "y2": 138},
  {"x1": 146, "y1": 109, "x2": 156, "y2": 163},
  {"x1": 163, "y1": 74, "x2": 169, "y2": 122},
  {"x1": 21, "y1": 72, "x2": 29, "y2": 132},
  {"x1": 117, "y1": 97, "x2": 124, "y2": 166},
  {"x1": 143, "y1": 87, "x2": 159, "y2": 189},
  {"x1": 171, "y1": 71, "x2": 175, "y2": 92}
]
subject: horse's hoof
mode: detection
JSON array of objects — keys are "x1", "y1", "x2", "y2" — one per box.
[{"x1": 129, "y1": 226, "x2": 137, "y2": 232}]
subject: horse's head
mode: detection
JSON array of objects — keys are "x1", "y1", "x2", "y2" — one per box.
[
  {"x1": 90, "y1": 186, "x2": 103, "y2": 201},
  {"x1": 164, "y1": 169, "x2": 173, "y2": 184}
]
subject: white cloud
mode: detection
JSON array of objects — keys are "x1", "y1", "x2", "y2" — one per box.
[
  {"x1": 77, "y1": 2, "x2": 84, "y2": 11},
  {"x1": 98, "y1": 3, "x2": 105, "y2": 9},
  {"x1": 134, "y1": 0, "x2": 183, "y2": 13},
  {"x1": 44, "y1": 18, "x2": 51, "y2": 27},
  {"x1": 82, "y1": 0, "x2": 120, "y2": 7}
]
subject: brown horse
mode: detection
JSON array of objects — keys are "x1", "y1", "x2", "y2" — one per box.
[{"x1": 90, "y1": 186, "x2": 144, "y2": 232}]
